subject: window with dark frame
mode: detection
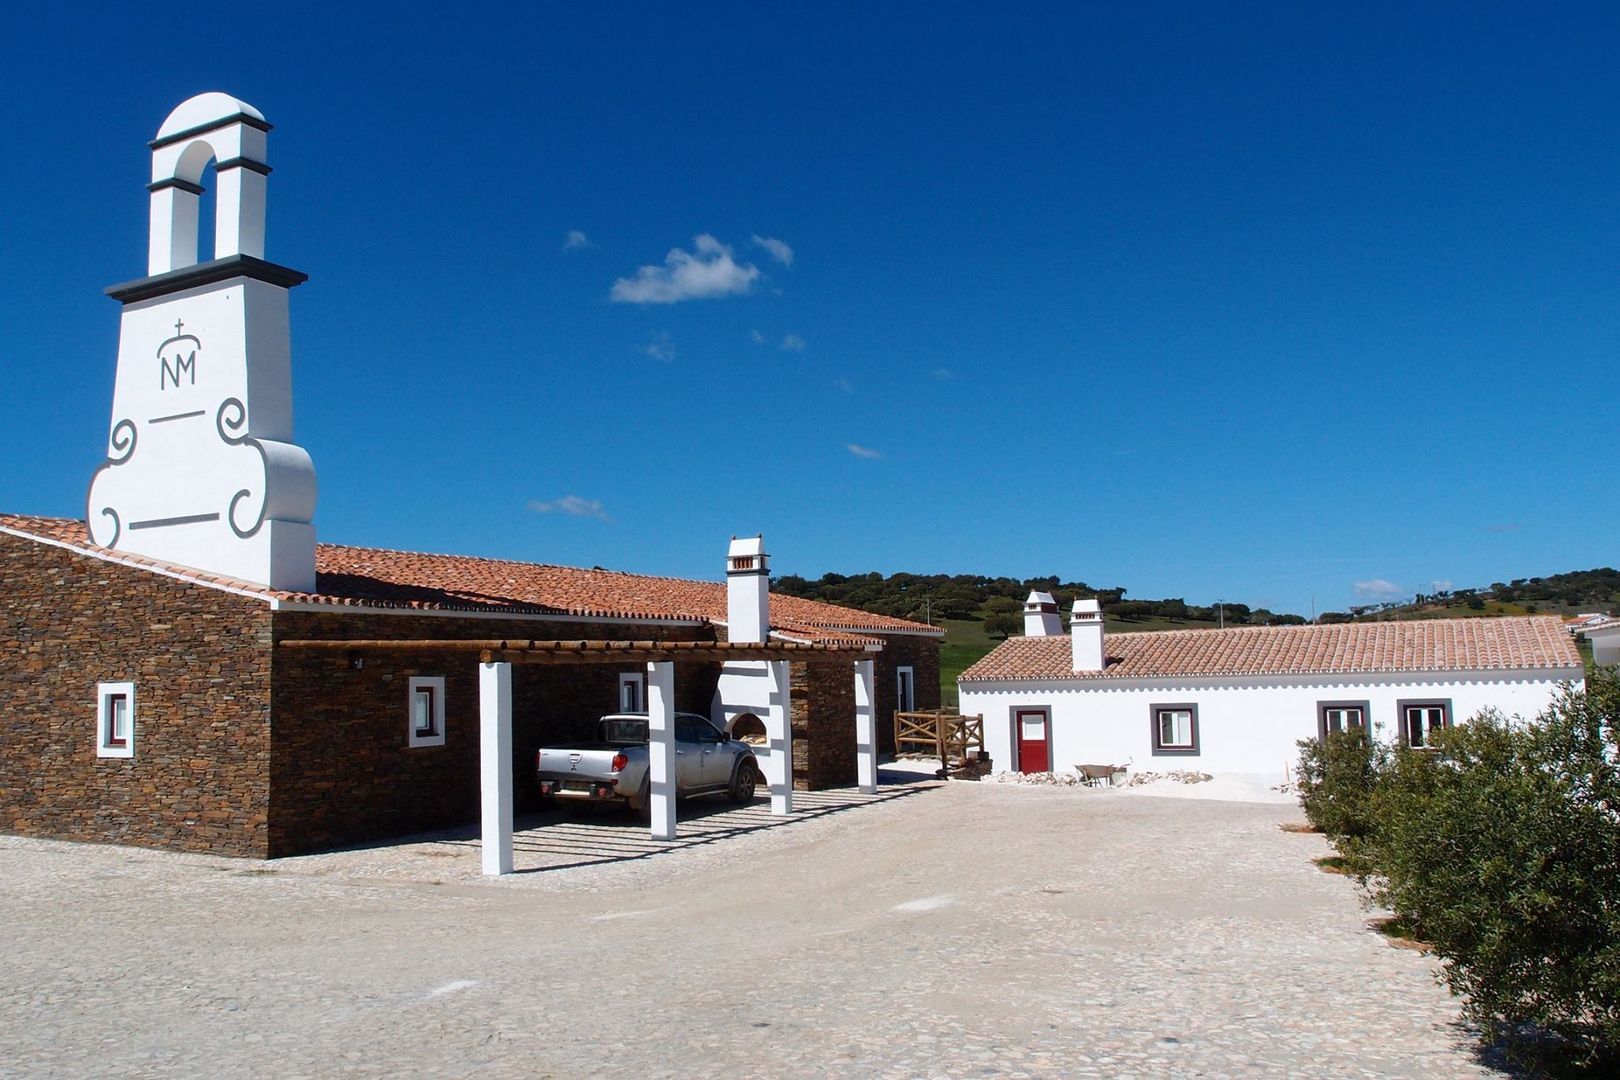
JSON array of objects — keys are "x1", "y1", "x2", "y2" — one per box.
[
  {"x1": 412, "y1": 684, "x2": 438, "y2": 738},
  {"x1": 1317, "y1": 701, "x2": 1370, "y2": 741},
  {"x1": 105, "y1": 692, "x2": 131, "y2": 747},
  {"x1": 1400, "y1": 701, "x2": 1451, "y2": 748},
  {"x1": 896, "y1": 667, "x2": 916, "y2": 713},
  {"x1": 1151, "y1": 703, "x2": 1199, "y2": 755}
]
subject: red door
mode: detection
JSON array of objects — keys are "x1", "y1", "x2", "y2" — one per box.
[{"x1": 1015, "y1": 709, "x2": 1050, "y2": 773}]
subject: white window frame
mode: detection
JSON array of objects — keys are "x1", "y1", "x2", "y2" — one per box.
[
  {"x1": 1150, "y1": 703, "x2": 1199, "y2": 756},
  {"x1": 1397, "y1": 699, "x2": 1452, "y2": 749},
  {"x1": 896, "y1": 666, "x2": 916, "y2": 713},
  {"x1": 619, "y1": 671, "x2": 646, "y2": 713},
  {"x1": 96, "y1": 681, "x2": 136, "y2": 759},
  {"x1": 408, "y1": 676, "x2": 447, "y2": 748}
]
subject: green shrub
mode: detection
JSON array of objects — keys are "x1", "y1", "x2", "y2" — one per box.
[
  {"x1": 1366, "y1": 672, "x2": 1620, "y2": 1067},
  {"x1": 1294, "y1": 727, "x2": 1385, "y2": 870}
]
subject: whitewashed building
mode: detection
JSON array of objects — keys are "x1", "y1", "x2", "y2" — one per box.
[
  {"x1": 1581, "y1": 617, "x2": 1620, "y2": 666},
  {"x1": 959, "y1": 593, "x2": 1584, "y2": 777}
]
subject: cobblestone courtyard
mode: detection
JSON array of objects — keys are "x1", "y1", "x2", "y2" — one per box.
[{"x1": 1, "y1": 778, "x2": 1501, "y2": 1078}]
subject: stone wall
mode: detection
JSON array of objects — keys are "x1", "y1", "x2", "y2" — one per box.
[
  {"x1": 0, "y1": 531, "x2": 274, "y2": 855},
  {"x1": 268, "y1": 612, "x2": 718, "y2": 855},
  {"x1": 873, "y1": 633, "x2": 944, "y2": 755},
  {"x1": 786, "y1": 633, "x2": 943, "y2": 791}
]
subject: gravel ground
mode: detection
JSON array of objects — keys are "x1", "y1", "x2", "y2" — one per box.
[{"x1": 0, "y1": 775, "x2": 1503, "y2": 1078}]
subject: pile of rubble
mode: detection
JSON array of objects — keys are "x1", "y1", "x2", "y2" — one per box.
[
  {"x1": 1127, "y1": 769, "x2": 1214, "y2": 786},
  {"x1": 987, "y1": 771, "x2": 1088, "y2": 787}
]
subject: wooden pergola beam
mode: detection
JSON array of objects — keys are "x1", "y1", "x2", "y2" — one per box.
[{"x1": 276, "y1": 638, "x2": 874, "y2": 664}]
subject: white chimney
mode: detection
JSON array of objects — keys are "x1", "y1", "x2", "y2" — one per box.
[
  {"x1": 1023, "y1": 591, "x2": 1062, "y2": 636},
  {"x1": 1071, "y1": 598, "x2": 1105, "y2": 672},
  {"x1": 726, "y1": 535, "x2": 770, "y2": 644}
]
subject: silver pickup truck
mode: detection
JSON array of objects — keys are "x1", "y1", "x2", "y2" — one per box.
[{"x1": 537, "y1": 713, "x2": 760, "y2": 816}]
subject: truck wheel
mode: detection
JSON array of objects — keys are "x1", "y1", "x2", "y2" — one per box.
[
  {"x1": 728, "y1": 760, "x2": 759, "y2": 804},
  {"x1": 629, "y1": 779, "x2": 651, "y2": 821}
]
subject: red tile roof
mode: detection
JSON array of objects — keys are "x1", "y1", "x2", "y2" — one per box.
[
  {"x1": 960, "y1": 617, "x2": 1582, "y2": 682},
  {"x1": 0, "y1": 514, "x2": 939, "y2": 643}
]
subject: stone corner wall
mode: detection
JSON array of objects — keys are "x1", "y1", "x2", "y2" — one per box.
[{"x1": 0, "y1": 530, "x2": 273, "y2": 856}]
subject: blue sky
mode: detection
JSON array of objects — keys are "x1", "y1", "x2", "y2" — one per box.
[{"x1": 2, "y1": 3, "x2": 1617, "y2": 617}]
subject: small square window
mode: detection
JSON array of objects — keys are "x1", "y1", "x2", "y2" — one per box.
[
  {"x1": 1397, "y1": 700, "x2": 1451, "y2": 749},
  {"x1": 96, "y1": 681, "x2": 136, "y2": 759},
  {"x1": 408, "y1": 677, "x2": 446, "y2": 748},
  {"x1": 1317, "y1": 701, "x2": 1371, "y2": 741},
  {"x1": 619, "y1": 672, "x2": 645, "y2": 713},
  {"x1": 1151, "y1": 703, "x2": 1199, "y2": 755}
]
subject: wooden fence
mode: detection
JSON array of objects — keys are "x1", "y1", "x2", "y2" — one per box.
[{"x1": 894, "y1": 709, "x2": 985, "y2": 769}]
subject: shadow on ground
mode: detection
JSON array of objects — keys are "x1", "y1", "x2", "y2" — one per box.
[{"x1": 314, "y1": 770, "x2": 941, "y2": 876}]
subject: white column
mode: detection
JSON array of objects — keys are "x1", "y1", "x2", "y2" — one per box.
[
  {"x1": 479, "y1": 661, "x2": 514, "y2": 876},
  {"x1": 214, "y1": 167, "x2": 268, "y2": 260},
  {"x1": 647, "y1": 661, "x2": 677, "y2": 840},
  {"x1": 766, "y1": 659, "x2": 793, "y2": 815},
  {"x1": 854, "y1": 659, "x2": 877, "y2": 794},
  {"x1": 148, "y1": 186, "x2": 199, "y2": 274}
]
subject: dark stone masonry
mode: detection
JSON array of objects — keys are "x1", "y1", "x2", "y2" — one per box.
[{"x1": 2, "y1": 530, "x2": 940, "y2": 857}]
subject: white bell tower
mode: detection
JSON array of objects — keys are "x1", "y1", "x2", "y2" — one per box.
[{"x1": 86, "y1": 93, "x2": 317, "y2": 591}]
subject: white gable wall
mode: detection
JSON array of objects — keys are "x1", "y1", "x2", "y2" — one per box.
[
  {"x1": 1585, "y1": 625, "x2": 1620, "y2": 667},
  {"x1": 961, "y1": 668, "x2": 1582, "y2": 778}
]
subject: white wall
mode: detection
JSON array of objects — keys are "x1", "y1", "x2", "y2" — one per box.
[
  {"x1": 961, "y1": 668, "x2": 1582, "y2": 779},
  {"x1": 86, "y1": 278, "x2": 317, "y2": 591},
  {"x1": 1587, "y1": 626, "x2": 1620, "y2": 667}
]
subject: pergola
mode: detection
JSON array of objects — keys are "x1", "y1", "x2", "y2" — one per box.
[{"x1": 278, "y1": 638, "x2": 881, "y2": 875}]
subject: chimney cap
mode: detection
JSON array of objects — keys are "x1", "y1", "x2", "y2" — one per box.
[
  {"x1": 727, "y1": 534, "x2": 768, "y2": 559},
  {"x1": 1073, "y1": 597, "x2": 1102, "y2": 616}
]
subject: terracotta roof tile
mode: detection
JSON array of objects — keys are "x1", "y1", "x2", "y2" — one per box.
[
  {"x1": 0, "y1": 513, "x2": 939, "y2": 642},
  {"x1": 959, "y1": 617, "x2": 1582, "y2": 682}
]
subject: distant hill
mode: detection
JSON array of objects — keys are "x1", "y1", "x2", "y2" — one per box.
[
  {"x1": 1321, "y1": 567, "x2": 1620, "y2": 624},
  {"x1": 771, "y1": 571, "x2": 1307, "y2": 629},
  {"x1": 773, "y1": 567, "x2": 1620, "y2": 629}
]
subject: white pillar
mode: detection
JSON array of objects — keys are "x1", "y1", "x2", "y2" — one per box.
[
  {"x1": 214, "y1": 166, "x2": 268, "y2": 260},
  {"x1": 479, "y1": 661, "x2": 514, "y2": 876},
  {"x1": 766, "y1": 659, "x2": 793, "y2": 815},
  {"x1": 647, "y1": 660, "x2": 677, "y2": 840},
  {"x1": 854, "y1": 659, "x2": 877, "y2": 794},
  {"x1": 148, "y1": 185, "x2": 199, "y2": 274}
]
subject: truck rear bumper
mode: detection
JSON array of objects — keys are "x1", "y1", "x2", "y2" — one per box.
[{"x1": 537, "y1": 774, "x2": 624, "y2": 802}]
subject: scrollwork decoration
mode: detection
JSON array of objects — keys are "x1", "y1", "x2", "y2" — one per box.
[
  {"x1": 107, "y1": 419, "x2": 137, "y2": 464},
  {"x1": 216, "y1": 398, "x2": 249, "y2": 446}
]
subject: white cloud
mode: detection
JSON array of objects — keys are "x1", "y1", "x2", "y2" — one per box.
[
  {"x1": 610, "y1": 234, "x2": 760, "y2": 304},
  {"x1": 642, "y1": 332, "x2": 676, "y2": 363},
  {"x1": 781, "y1": 333, "x2": 806, "y2": 351},
  {"x1": 751, "y1": 234, "x2": 794, "y2": 266},
  {"x1": 930, "y1": 367, "x2": 956, "y2": 380},
  {"x1": 749, "y1": 329, "x2": 766, "y2": 345},
  {"x1": 1353, "y1": 578, "x2": 1405, "y2": 600},
  {"x1": 846, "y1": 443, "x2": 882, "y2": 459},
  {"x1": 528, "y1": 496, "x2": 612, "y2": 522},
  {"x1": 562, "y1": 229, "x2": 591, "y2": 250},
  {"x1": 834, "y1": 377, "x2": 854, "y2": 393}
]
